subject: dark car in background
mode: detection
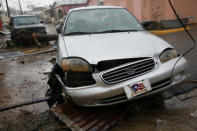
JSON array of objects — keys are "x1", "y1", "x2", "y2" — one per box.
[{"x1": 9, "y1": 15, "x2": 46, "y2": 43}]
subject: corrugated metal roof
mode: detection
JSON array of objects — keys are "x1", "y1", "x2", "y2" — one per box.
[
  {"x1": 54, "y1": 0, "x2": 88, "y2": 8},
  {"x1": 51, "y1": 101, "x2": 130, "y2": 131}
]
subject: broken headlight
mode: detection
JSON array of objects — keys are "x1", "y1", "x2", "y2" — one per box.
[
  {"x1": 61, "y1": 57, "x2": 93, "y2": 72},
  {"x1": 61, "y1": 58, "x2": 95, "y2": 87},
  {"x1": 160, "y1": 48, "x2": 179, "y2": 63}
]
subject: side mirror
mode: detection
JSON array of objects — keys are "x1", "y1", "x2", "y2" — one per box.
[
  {"x1": 40, "y1": 20, "x2": 44, "y2": 24},
  {"x1": 141, "y1": 21, "x2": 160, "y2": 30},
  {"x1": 56, "y1": 25, "x2": 62, "y2": 33},
  {"x1": 9, "y1": 22, "x2": 13, "y2": 26}
]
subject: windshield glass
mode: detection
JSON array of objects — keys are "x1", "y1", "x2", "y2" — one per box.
[
  {"x1": 64, "y1": 8, "x2": 144, "y2": 35},
  {"x1": 14, "y1": 16, "x2": 40, "y2": 26}
]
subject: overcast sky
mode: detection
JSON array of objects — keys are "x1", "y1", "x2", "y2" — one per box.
[{"x1": 1, "y1": 0, "x2": 56, "y2": 11}]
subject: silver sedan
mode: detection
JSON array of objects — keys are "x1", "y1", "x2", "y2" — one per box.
[{"x1": 50, "y1": 6, "x2": 191, "y2": 107}]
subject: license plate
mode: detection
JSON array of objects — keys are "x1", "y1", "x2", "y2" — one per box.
[{"x1": 124, "y1": 79, "x2": 152, "y2": 99}]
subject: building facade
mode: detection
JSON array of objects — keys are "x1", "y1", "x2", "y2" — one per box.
[
  {"x1": 46, "y1": 0, "x2": 100, "y2": 23},
  {"x1": 104, "y1": 0, "x2": 197, "y2": 23}
]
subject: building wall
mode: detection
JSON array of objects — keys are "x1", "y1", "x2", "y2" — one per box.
[
  {"x1": 61, "y1": 4, "x2": 87, "y2": 15},
  {"x1": 174, "y1": 0, "x2": 197, "y2": 23},
  {"x1": 104, "y1": 0, "x2": 197, "y2": 23},
  {"x1": 87, "y1": 0, "x2": 99, "y2": 6}
]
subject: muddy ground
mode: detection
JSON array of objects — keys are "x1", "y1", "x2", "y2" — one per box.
[{"x1": 0, "y1": 25, "x2": 197, "y2": 131}]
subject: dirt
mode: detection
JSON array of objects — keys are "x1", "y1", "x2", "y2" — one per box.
[{"x1": 0, "y1": 52, "x2": 68, "y2": 130}]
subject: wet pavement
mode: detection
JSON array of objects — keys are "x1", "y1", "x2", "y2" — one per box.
[
  {"x1": 0, "y1": 25, "x2": 196, "y2": 130},
  {"x1": 0, "y1": 53, "x2": 58, "y2": 130}
]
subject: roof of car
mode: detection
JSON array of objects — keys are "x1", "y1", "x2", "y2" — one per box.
[
  {"x1": 11, "y1": 15, "x2": 36, "y2": 18},
  {"x1": 70, "y1": 6, "x2": 124, "y2": 12}
]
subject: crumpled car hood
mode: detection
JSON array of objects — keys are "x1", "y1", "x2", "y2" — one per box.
[{"x1": 63, "y1": 31, "x2": 171, "y2": 64}]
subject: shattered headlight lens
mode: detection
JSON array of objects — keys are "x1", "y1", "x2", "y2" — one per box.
[
  {"x1": 160, "y1": 48, "x2": 179, "y2": 63},
  {"x1": 61, "y1": 58, "x2": 93, "y2": 72}
]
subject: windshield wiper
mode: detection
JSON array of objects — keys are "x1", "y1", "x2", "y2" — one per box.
[
  {"x1": 64, "y1": 30, "x2": 139, "y2": 36},
  {"x1": 65, "y1": 32, "x2": 92, "y2": 36},
  {"x1": 96, "y1": 29, "x2": 138, "y2": 34}
]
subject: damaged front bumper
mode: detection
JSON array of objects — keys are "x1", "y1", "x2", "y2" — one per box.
[{"x1": 56, "y1": 57, "x2": 191, "y2": 107}]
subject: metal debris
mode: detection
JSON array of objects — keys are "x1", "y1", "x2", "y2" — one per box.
[{"x1": 51, "y1": 101, "x2": 130, "y2": 131}]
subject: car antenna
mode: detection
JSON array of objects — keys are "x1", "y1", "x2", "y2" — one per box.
[{"x1": 168, "y1": 0, "x2": 196, "y2": 89}]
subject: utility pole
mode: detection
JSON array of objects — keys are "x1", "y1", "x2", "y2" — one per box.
[
  {"x1": 18, "y1": 0, "x2": 23, "y2": 15},
  {"x1": 1, "y1": 0, "x2": 4, "y2": 10},
  {"x1": 5, "y1": 0, "x2": 10, "y2": 17}
]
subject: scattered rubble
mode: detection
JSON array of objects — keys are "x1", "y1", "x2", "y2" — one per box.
[
  {"x1": 156, "y1": 119, "x2": 165, "y2": 125},
  {"x1": 190, "y1": 110, "x2": 197, "y2": 118},
  {"x1": 42, "y1": 67, "x2": 52, "y2": 75}
]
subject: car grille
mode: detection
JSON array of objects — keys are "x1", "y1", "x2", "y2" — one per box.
[
  {"x1": 101, "y1": 59, "x2": 155, "y2": 84},
  {"x1": 24, "y1": 28, "x2": 44, "y2": 34},
  {"x1": 96, "y1": 57, "x2": 149, "y2": 72}
]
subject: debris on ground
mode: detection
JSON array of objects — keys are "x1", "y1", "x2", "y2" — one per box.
[
  {"x1": 0, "y1": 73, "x2": 4, "y2": 80},
  {"x1": 51, "y1": 101, "x2": 130, "y2": 131},
  {"x1": 49, "y1": 41, "x2": 56, "y2": 45},
  {"x1": 0, "y1": 38, "x2": 13, "y2": 49},
  {"x1": 42, "y1": 67, "x2": 52, "y2": 75},
  {"x1": 156, "y1": 119, "x2": 165, "y2": 125},
  {"x1": 32, "y1": 33, "x2": 58, "y2": 47},
  {"x1": 190, "y1": 110, "x2": 197, "y2": 118},
  {"x1": 0, "y1": 31, "x2": 10, "y2": 36},
  {"x1": 48, "y1": 56, "x2": 56, "y2": 64},
  {"x1": 162, "y1": 83, "x2": 195, "y2": 99},
  {"x1": 23, "y1": 48, "x2": 39, "y2": 54}
]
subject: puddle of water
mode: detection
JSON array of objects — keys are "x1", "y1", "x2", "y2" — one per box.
[
  {"x1": 0, "y1": 53, "x2": 55, "y2": 114},
  {"x1": 0, "y1": 52, "x2": 24, "y2": 58}
]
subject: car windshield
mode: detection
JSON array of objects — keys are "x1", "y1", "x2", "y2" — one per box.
[
  {"x1": 14, "y1": 16, "x2": 40, "y2": 26},
  {"x1": 64, "y1": 8, "x2": 144, "y2": 35}
]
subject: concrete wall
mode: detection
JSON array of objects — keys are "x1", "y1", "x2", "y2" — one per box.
[
  {"x1": 104, "y1": 0, "x2": 197, "y2": 23},
  {"x1": 174, "y1": 0, "x2": 197, "y2": 23},
  {"x1": 87, "y1": 0, "x2": 99, "y2": 6}
]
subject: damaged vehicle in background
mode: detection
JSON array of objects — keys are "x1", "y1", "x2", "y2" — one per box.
[
  {"x1": 47, "y1": 6, "x2": 191, "y2": 107},
  {"x1": 9, "y1": 15, "x2": 46, "y2": 44}
]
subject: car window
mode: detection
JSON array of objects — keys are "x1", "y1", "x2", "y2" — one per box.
[
  {"x1": 14, "y1": 16, "x2": 40, "y2": 26},
  {"x1": 64, "y1": 8, "x2": 144, "y2": 35}
]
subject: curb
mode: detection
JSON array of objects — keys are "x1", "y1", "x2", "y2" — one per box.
[{"x1": 150, "y1": 26, "x2": 190, "y2": 35}]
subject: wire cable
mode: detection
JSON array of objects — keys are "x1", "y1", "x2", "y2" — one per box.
[{"x1": 168, "y1": 0, "x2": 196, "y2": 85}]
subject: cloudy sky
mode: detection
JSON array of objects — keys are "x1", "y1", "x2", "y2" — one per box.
[{"x1": 1, "y1": 0, "x2": 56, "y2": 11}]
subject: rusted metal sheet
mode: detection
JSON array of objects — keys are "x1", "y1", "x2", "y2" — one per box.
[{"x1": 51, "y1": 101, "x2": 130, "y2": 131}]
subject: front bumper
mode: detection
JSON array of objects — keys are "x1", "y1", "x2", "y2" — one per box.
[
  {"x1": 14, "y1": 32, "x2": 47, "y2": 40},
  {"x1": 58, "y1": 57, "x2": 191, "y2": 107}
]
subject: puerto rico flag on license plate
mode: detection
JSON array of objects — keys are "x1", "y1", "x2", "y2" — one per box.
[
  {"x1": 131, "y1": 83, "x2": 146, "y2": 93},
  {"x1": 124, "y1": 79, "x2": 152, "y2": 99}
]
